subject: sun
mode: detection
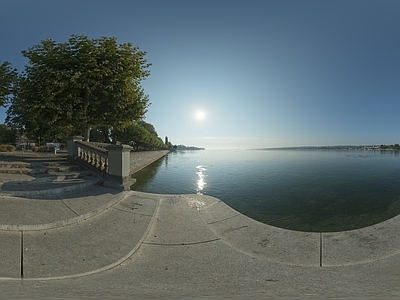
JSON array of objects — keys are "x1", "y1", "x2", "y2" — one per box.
[{"x1": 195, "y1": 110, "x2": 206, "y2": 120}]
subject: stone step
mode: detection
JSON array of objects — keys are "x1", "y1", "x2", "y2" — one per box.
[
  {"x1": 0, "y1": 166, "x2": 86, "y2": 175},
  {"x1": 0, "y1": 161, "x2": 84, "y2": 175},
  {"x1": 0, "y1": 162, "x2": 29, "y2": 169},
  {"x1": 0, "y1": 168, "x2": 31, "y2": 175},
  {"x1": 0, "y1": 156, "x2": 101, "y2": 196},
  {"x1": 0, "y1": 160, "x2": 68, "y2": 168}
]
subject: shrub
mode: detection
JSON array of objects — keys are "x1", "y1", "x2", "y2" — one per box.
[
  {"x1": 6, "y1": 145, "x2": 15, "y2": 152},
  {"x1": 32, "y1": 146, "x2": 39, "y2": 152},
  {"x1": 39, "y1": 146, "x2": 48, "y2": 152},
  {"x1": 0, "y1": 144, "x2": 15, "y2": 152}
]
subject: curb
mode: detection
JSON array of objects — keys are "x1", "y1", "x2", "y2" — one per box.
[{"x1": 0, "y1": 178, "x2": 101, "y2": 197}]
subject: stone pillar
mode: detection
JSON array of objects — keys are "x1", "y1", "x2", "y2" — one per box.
[
  {"x1": 67, "y1": 136, "x2": 84, "y2": 159},
  {"x1": 106, "y1": 144, "x2": 133, "y2": 190}
]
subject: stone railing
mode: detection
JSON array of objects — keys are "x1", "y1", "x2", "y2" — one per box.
[
  {"x1": 76, "y1": 141, "x2": 109, "y2": 173},
  {"x1": 88, "y1": 142, "x2": 110, "y2": 150},
  {"x1": 67, "y1": 136, "x2": 133, "y2": 190}
]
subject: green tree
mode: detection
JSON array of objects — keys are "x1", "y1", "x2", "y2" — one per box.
[
  {"x1": 138, "y1": 120, "x2": 158, "y2": 136},
  {"x1": 0, "y1": 124, "x2": 10, "y2": 144},
  {"x1": 111, "y1": 122, "x2": 167, "y2": 150},
  {"x1": 0, "y1": 61, "x2": 17, "y2": 107},
  {"x1": 7, "y1": 35, "x2": 151, "y2": 141},
  {"x1": 89, "y1": 126, "x2": 111, "y2": 143},
  {"x1": 0, "y1": 124, "x2": 17, "y2": 145}
]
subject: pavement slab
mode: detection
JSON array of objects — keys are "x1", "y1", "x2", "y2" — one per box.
[
  {"x1": 0, "y1": 232, "x2": 21, "y2": 279},
  {"x1": 0, "y1": 195, "x2": 78, "y2": 228},
  {"x1": 0, "y1": 186, "x2": 127, "y2": 231},
  {"x1": 322, "y1": 214, "x2": 400, "y2": 266},
  {"x1": 143, "y1": 194, "x2": 220, "y2": 245},
  {"x1": 21, "y1": 192, "x2": 157, "y2": 279},
  {"x1": 207, "y1": 213, "x2": 321, "y2": 266},
  {"x1": 113, "y1": 191, "x2": 161, "y2": 217},
  {"x1": 197, "y1": 195, "x2": 320, "y2": 266},
  {"x1": 59, "y1": 185, "x2": 123, "y2": 215}
]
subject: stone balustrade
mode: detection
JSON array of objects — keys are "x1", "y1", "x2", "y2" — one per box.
[
  {"x1": 76, "y1": 141, "x2": 109, "y2": 173},
  {"x1": 68, "y1": 136, "x2": 133, "y2": 190}
]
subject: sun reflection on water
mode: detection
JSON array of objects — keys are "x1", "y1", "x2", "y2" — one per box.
[{"x1": 196, "y1": 165, "x2": 207, "y2": 194}]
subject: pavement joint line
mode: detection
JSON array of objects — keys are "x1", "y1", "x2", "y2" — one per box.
[
  {"x1": 60, "y1": 198, "x2": 80, "y2": 217},
  {"x1": 206, "y1": 213, "x2": 241, "y2": 225},
  {"x1": 0, "y1": 194, "x2": 162, "y2": 282},
  {"x1": 141, "y1": 238, "x2": 222, "y2": 246},
  {"x1": 111, "y1": 206, "x2": 154, "y2": 217},
  {"x1": 320, "y1": 232, "x2": 323, "y2": 267},
  {"x1": 20, "y1": 230, "x2": 23, "y2": 279}
]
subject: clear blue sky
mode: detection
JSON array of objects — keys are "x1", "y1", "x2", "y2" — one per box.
[{"x1": 1, "y1": 0, "x2": 400, "y2": 149}]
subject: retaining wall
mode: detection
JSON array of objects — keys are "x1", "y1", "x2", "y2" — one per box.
[{"x1": 130, "y1": 150, "x2": 169, "y2": 174}]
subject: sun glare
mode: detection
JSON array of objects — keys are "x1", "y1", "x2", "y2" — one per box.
[{"x1": 195, "y1": 110, "x2": 206, "y2": 120}]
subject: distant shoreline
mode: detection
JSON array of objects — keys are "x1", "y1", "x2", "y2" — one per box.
[
  {"x1": 252, "y1": 146, "x2": 400, "y2": 151},
  {"x1": 175, "y1": 145, "x2": 205, "y2": 151}
]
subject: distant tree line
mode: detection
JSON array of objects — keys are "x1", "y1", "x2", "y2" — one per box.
[
  {"x1": 176, "y1": 145, "x2": 205, "y2": 150},
  {"x1": 379, "y1": 144, "x2": 400, "y2": 150}
]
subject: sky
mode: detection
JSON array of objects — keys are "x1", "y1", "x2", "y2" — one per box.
[{"x1": 1, "y1": 0, "x2": 400, "y2": 149}]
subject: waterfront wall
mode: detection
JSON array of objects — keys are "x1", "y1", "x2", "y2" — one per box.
[{"x1": 130, "y1": 150, "x2": 169, "y2": 174}]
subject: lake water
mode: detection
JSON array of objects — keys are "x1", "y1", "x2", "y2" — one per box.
[{"x1": 131, "y1": 149, "x2": 400, "y2": 232}]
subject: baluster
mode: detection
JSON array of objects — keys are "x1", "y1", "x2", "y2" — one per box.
[
  {"x1": 75, "y1": 143, "x2": 109, "y2": 174},
  {"x1": 89, "y1": 150, "x2": 94, "y2": 165},
  {"x1": 94, "y1": 153, "x2": 99, "y2": 169},
  {"x1": 84, "y1": 148, "x2": 88, "y2": 163},
  {"x1": 98, "y1": 155, "x2": 103, "y2": 171},
  {"x1": 103, "y1": 155, "x2": 107, "y2": 172}
]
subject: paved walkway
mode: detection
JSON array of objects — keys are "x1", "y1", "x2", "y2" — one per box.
[{"x1": 0, "y1": 152, "x2": 400, "y2": 298}]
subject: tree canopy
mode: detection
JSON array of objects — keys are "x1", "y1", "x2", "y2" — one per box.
[
  {"x1": 109, "y1": 121, "x2": 167, "y2": 150},
  {"x1": 0, "y1": 61, "x2": 17, "y2": 107},
  {"x1": 7, "y1": 35, "x2": 151, "y2": 141}
]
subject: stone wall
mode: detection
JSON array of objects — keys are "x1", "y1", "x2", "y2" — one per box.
[{"x1": 130, "y1": 150, "x2": 169, "y2": 174}]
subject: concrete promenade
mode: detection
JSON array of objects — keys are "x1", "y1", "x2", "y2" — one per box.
[{"x1": 0, "y1": 151, "x2": 400, "y2": 298}]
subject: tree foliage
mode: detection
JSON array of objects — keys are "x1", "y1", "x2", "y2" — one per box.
[
  {"x1": 0, "y1": 124, "x2": 17, "y2": 145},
  {"x1": 380, "y1": 144, "x2": 400, "y2": 150},
  {"x1": 6, "y1": 35, "x2": 151, "y2": 141},
  {"x1": 109, "y1": 121, "x2": 167, "y2": 150},
  {"x1": 0, "y1": 61, "x2": 17, "y2": 107}
]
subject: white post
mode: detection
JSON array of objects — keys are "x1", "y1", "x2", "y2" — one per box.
[{"x1": 67, "y1": 136, "x2": 84, "y2": 159}]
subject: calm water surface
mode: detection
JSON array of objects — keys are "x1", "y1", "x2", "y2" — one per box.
[{"x1": 131, "y1": 149, "x2": 400, "y2": 232}]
